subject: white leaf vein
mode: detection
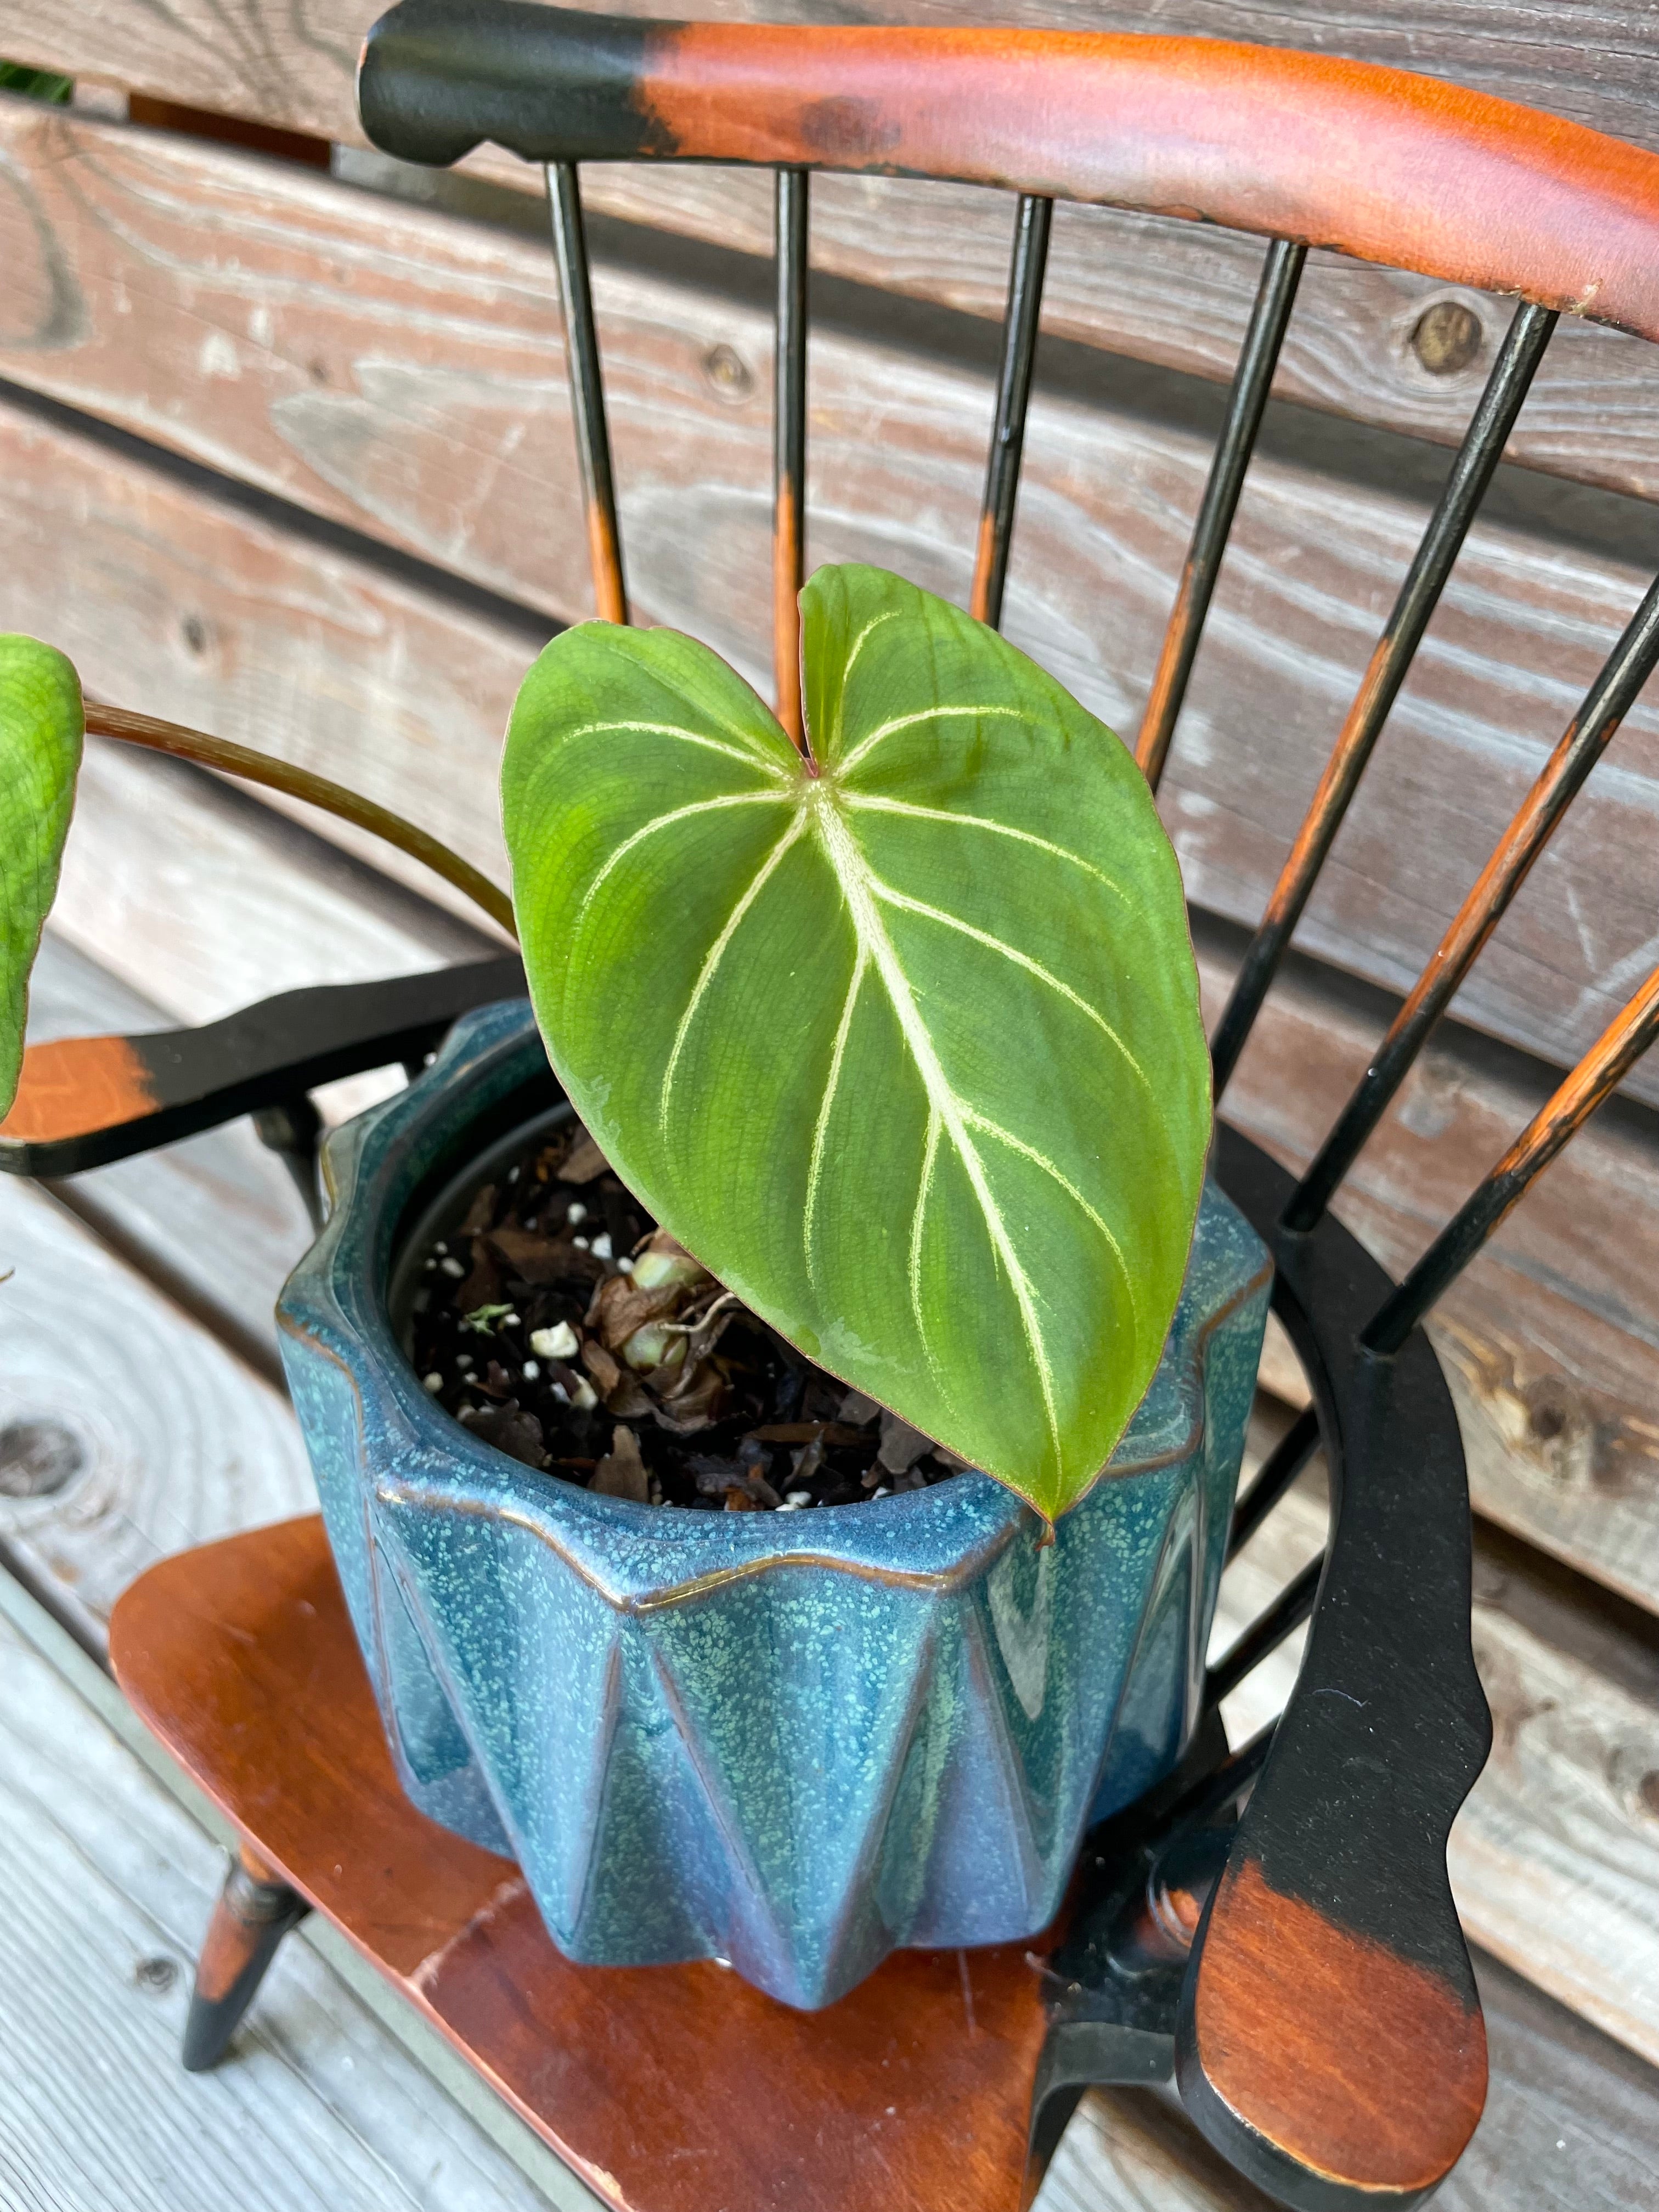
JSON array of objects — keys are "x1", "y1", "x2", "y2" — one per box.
[
  {"x1": 909, "y1": 1109, "x2": 943, "y2": 1345},
  {"x1": 842, "y1": 793, "x2": 1132, "y2": 904},
  {"x1": 832, "y1": 609, "x2": 905, "y2": 753},
  {"x1": 560, "y1": 717, "x2": 792, "y2": 779},
  {"x1": 811, "y1": 797, "x2": 1063, "y2": 1475},
  {"x1": 836, "y1": 703, "x2": 1037, "y2": 778},
  {"x1": 962, "y1": 1108, "x2": 1142, "y2": 1347},
  {"x1": 867, "y1": 876, "x2": 1156, "y2": 1104},
  {"x1": 577, "y1": 790, "x2": 794, "y2": 926},
  {"x1": 803, "y1": 941, "x2": 868, "y2": 1286},
  {"x1": 659, "y1": 809, "x2": 807, "y2": 1125}
]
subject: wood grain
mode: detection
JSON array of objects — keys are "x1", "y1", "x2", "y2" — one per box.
[
  {"x1": 1, "y1": 157, "x2": 1657, "y2": 1116},
  {"x1": 1189, "y1": 1853, "x2": 1486, "y2": 2194},
  {"x1": 20, "y1": 741, "x2": 495, "y2": 1373},
  {"x1": 1038, "y1": 1949, "x2": 1659, "y2": 2212},
  {"x1": 16, "y1": 0, "x2": 1659, "y2": 163},
  {"x1": 0, "y1": 1596, "x2": 574, "y2": 2212},
  {"x1": 50, "y1": 741, "x2": 490, "y2": 1026},
  {"x1": 12, "y1": 5, "x2": 1659, "y2": 507},
  {"x1": 1456, "y1": 1564, "x2": 1659, "y2": 2070},
  {"x1": 0, "y1": 1172, "x2": 313, "y2": 1639},
  {"x1": 110, "y1": 1514, "x2": 1048, "y2": 2212},
  {"x1": 0, "y1": 1031, "x2": 155, "y2": 1142}
]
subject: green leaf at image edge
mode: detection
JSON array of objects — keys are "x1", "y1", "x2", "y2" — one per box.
[
  {"x1": 0, "y1": 637, "x2": 84, "y2": 1117},
  {"x1": 503, "y1": 566, "x2": 1211, "y2": 1521}
]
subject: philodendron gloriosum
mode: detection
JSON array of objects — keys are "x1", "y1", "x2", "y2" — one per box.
[{"x1": 1, "y1": 565, "x2": 1210, "y2": 1521}]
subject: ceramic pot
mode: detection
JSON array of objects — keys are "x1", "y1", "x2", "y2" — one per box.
[{"x1": 278, "y1": 999, "x2": 1270, "y2": 2010}]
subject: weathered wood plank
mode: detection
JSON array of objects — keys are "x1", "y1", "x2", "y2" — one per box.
[
  {"x1": 0, "y1": 1172, "x2": 313, "y2": 1640},
  {"x1": 10, "y1": 6, "x2": 1659, "y2": 509},
  {"x1": 2, "y1": 168, "x2": 1657, "y2": 1116},
  {"x1": 22, "y1": 737, "x2": 498, "y2": 1368},
  {"x1": 0, "y1": 389, "x2": 531, "y2": 926},
  {"x1": 1455, "y1": 1531, "x2": 1659, "y2": 2073},
  {"x1": 0, "y1": 1594, "x2": 575, "y2": 2212},
  {"x1": 49, "y1": 737, "x2": 492, "y2": 1024}
]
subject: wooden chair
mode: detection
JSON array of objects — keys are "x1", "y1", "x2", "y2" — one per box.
[{"x1": 9, "y1": 10, "x2": 1659, "y2": 2207}]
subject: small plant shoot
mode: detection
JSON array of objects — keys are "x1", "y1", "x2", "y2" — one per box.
[{"x1": 503, "y1": 566, "x2": 1211, "y2": 1521}]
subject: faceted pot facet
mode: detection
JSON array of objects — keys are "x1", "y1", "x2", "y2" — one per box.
[{"x1": 278, "y1": 1000, "x2": 1270, "y2": 2010}]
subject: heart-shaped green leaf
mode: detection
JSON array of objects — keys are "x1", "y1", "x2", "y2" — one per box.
[
  {"x1": 503, "y1": 565, "x2": 1210, "y2": 1520},
  {"x1": 1, "y1": 636, "x2": 83, "y2": 1118}
]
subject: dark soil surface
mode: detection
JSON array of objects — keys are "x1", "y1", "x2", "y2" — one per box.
[{"x1": 405, "y1": 1120, "x2": 966, "y2": 1513}]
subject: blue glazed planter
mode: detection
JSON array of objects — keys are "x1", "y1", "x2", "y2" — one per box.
[{"x1": 278, "y1": 1000, "x2": 1269, "y2": 2010}]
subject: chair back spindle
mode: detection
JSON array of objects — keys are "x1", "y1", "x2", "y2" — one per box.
[
  {"x1": 1364, "y1": 963, "x2": 1659, "y2": 1353},
  {"x1": 1136, "y1": 237, "x2": 1306, "y2": 794},
  {"x1": 546, "y1": 159, "x2": 628, "y2": 624},
  {"x1": 1289, "y1": 567, "x2": 1659, "y2": 1229},
  {"x1": 970, "y1": 193, "x2": 1053, "y2": 630},
  {"x1": 1208, "y1": 298, "x2": 1560, "y2": 1096},
  {"x1": 774, "y1": 168, "x2": 810, "y2": 746}
]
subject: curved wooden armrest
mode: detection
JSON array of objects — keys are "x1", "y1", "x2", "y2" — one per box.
[
  {"x1": 358, "y1": 4, "x2": 1659, "y2": 346},
  {"x1": 0, "y1": 956, "x2": 525, "y2": 1178},
  {"x1": 1176, "y1": 1128, "x2": 1491, "y2": 2211}
]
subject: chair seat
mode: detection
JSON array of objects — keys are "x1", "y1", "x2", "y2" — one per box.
[{"x1": 108, "y1": 1516, "x2": 1052, "y2": 2212}]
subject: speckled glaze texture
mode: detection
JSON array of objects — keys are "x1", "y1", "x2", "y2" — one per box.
[{"x1": 278, "y1": 1001, "x2": 1269, "y2": 2010}]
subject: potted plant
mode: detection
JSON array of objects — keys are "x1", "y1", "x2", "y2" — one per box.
[{"x1": 0, "y1": 564, "x2": 1268, "y2": 2010}]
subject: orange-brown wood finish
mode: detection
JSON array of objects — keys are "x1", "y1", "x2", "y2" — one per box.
[
  {"x1": 0, "y1": 1036, "x2": 156, "y2": 1146},
  {"x1": 587, "y1": 497, "x2": 628, "y2": 627},
  {"x1": 1466, "y1": 963, "x2": 1659, "y2": 1237},
  {"x1": 967, "y1": 510, "x2": 1000, "y2": 629},
  {"x1": 773, "y1": 477, "x2": 803, "y2": 744},
  {"x1": 110, "y1": 1515, "x2": 1053, "y2": 2212},
  {"x1": 1189, "y1": 1855, "x2": 1487, "y2": 2195},
  {"x1": 192, "y1": 1843, "x2": 296, "y2": 2005},
  {"x1": 622, "y1": 27, "x2": 1659, "y2": 344},
  {"x1": 1133, "y1": 553, "x2": 1202, "y2": 789}
]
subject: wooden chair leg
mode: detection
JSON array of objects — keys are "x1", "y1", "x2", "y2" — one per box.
[{"x1": 182, "y1": 1842, "x2": 309, "y2": 2072}]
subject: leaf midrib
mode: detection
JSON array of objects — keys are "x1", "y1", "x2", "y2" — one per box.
[{"x1": 808, "y1": 785, "x2": 1065, "y2": 1476}]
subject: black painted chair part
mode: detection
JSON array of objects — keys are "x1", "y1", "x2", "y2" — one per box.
[
  {"x1": 972, "y1": 193, "x2": 1053, "y2": 632},
  {"x1": 359, "y1": 1, "x2": 669, "y2": 171},
  {"x1": 252, "y1": 1096, "x2": 327, "y2": 1232},
  {"x1": 0, "y1": 956, "x2": 525, "y2": 1178},
  {"x1": 1176, "y1": 1128, "x2": 1488, "y2": 2210},
  {"x1": 1136, "y1": 236, "x2": 1307, "y2": 794},
  {"x1": 182, "y1": 1844, "x2": 310, "y2": 2073}
]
